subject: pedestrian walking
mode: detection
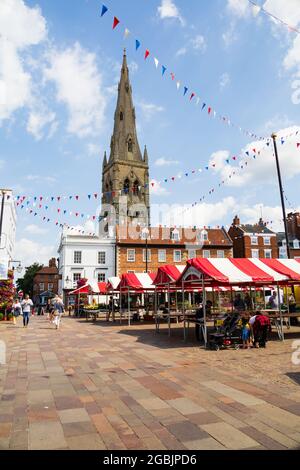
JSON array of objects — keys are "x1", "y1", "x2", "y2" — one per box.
[
  {"x1": 12, "y1": 299, "x2": 22, "y2": 326},
  {"x1": 21, "y1": 294, "x2": 33, "y2": 327},
  {"x1": 52, "y1": 295, "x2": 64, "y2": 329},
  {"x1": 45, "y1": 299, "x2": 54, "y2": 322}
]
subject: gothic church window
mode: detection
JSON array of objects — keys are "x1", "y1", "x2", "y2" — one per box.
[
  {"x1": 133, "y1": 180, "x2": 139, "y2": 195},
  {"x1": 128, "y1": 139, "x2": 133, "y2": 152},
  {"x1": 123, "y1": 178, "x2": 130, "y2": 194},
  {"x1": 120, "y1": 112, "x2": 123, "y2": 121}
]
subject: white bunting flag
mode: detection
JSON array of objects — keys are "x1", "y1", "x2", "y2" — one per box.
[
  {"x1": 154, "y1": 57, "x2": 159, "y2": 68},
  {"x1": 176, "y1": 81, "x2": 180, "y2": 90},
  {"x1": 124, "y1": 28, "x2": 130, "y2": 39}
]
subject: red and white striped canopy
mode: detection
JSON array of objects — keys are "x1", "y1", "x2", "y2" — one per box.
[
  {"x1": 179, "y1": 258, "x2": 300, "y2": 286},
  {"x1": 119, "y1": 272, "x2": 157, "y2": 291},
  {"x1": 107, "y1": 276, "x2": 121, "y2": 291},
  {"x1": 152, "y1": 265, "x2": 185, "y2": 285},
  {"x1": 69, "y1": 281, "x2": 107, "y2": 295}
]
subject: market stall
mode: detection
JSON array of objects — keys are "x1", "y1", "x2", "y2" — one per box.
[
  {"x1": 119, "y1": 272, "x2": 156, "y2": 325},
  {"x1": 178, "y1": 257, "x2": 300, "y2": 346}
]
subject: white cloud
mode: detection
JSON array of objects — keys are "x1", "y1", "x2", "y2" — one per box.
[
  {"x1": 44, "y1": 42, "x2": 106, "y2": 138},
  {"x1": 222, "y1": 22, "x2": 238, "y2": 47},
  {"x1": 87, "y1": 143, "x2": 100, "y2": 156},
  {"x1": 263, "y1": 0, "x2": 300, "y2": 27},
  {"x1": 24, "y1": 224, "x2": 48, "y2": 235},
  {"x1": 26, "y1": 109, "x2": 57, "y2": 140},
  {"x1": 190, "y1": 35, "x2": 207, "y2": 53},
  {"x1": 263, "y1": 114, "x2": 294, "y2": 133},
  {"x1": 209, "y1": 125, "x2": 300, "y2": 188},
  {"x1": 226, "y1": 0, "x2": 249, "y2": 18},
  {"x1": 219, "y1": 72, "x2": 231, "y2": 90},
  {"x1": 176, "y1": 47, "x2": 187, "y2": 57},
  {"x1": 155, "y1": 157, "x2": 179, "y2": 167},
  {"x1": 157, "y1": 197, "x2": 236, "y2": 227},
  {"x1": 0, "y1": 0, "x2": 47, "y2": 123},
  {"x1": 176, "y1": 35, "x2": 206, "y2": 57},
  {"x1": 157, "y1": 0, "x2": 185, "y2": 26},
  {"x1": 137, "y1": 101, "x2": 164, "y2": 121},
  {"x1": 25, "y1": 174, "x2": 57, "y2": 184},
  {"x1": 15, "y1": 237, "x2": 55, "y2": 269}
]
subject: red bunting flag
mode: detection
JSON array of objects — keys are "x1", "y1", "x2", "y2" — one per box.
[
  {"x1": 75, "y1": 195, "x2": 79, "y2": 200},
  {"x1": 57, "y1": 196, "x2": 61, "y2": 201},
  {"x1": 297, "y1": 143, "x2": 300, "y2": 148},
  {"x1": 171, "y1": 177, "x2": 175, "y2": 181},
  {"x1": 252, "y1": 148, "x2": 256, "y2": 153},
  {"x1": 151, "y1": 182, "x2": 155, "y2": 187},
  {"x1": 190, "y1": 93, "x2": 195, "y2": 101},
  {"x1": 232, "y1": 156, "x2": 236, "y2": 160},
  {"x1": 94, "y1": 193, "x2": 98, "y2": 199},
  {"x1": 170, "y1": 72, "x2": 175, "y2": 81},
  {"x1": 208, "y1": 107, "x2": 212, "y2": 114},
  {"x1": 112, "y1": 17, "x2": 120, "y2": 29},
  {"x1": 144, "y1": 49, "x2": 150, "y2": 60}
]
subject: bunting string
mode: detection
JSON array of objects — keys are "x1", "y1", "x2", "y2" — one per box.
[
  {"x1": 99, "y1": 3, "x2": 267, "y2": 141},
  {"x1": 11, "y1": 134, "x2": 300, "y2": 203},
  {"x1": 247, "y1": 0, "x2": 300, "y2": 35}
]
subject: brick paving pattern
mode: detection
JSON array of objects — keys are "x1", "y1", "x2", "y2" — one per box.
[{"x1": 0, "y1": 315, "x2": 300, "y2": 450}]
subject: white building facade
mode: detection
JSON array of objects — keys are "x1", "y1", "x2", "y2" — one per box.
[
  {"x1": 0, "y1": 189, "x2": 17, "y2": 263},
  {"x1": 58, "y1": 229, "x2": 115, "y2": 303}
]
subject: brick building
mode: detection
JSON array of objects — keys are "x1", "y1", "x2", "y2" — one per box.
[
  {"x1": 33, "y1": 258, "x2": 59, "y2": 303},
  {"x1": 116, "y1": 225, "x2": 233, "y2": 275},
  {"x1": 228, "y1": 216, "x2": 277, "y2": 258},
  {"x1": 277, "y1": 212, "x2": 300, "y2": 258}
]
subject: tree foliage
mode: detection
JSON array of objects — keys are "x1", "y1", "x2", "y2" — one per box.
[{"x1": 16, "y1": 263, "x2": 43, "y2": 298}]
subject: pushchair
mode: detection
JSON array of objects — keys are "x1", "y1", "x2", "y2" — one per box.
[{"x1": 208, "y1": 312, "x2": 242, "y2": 350}]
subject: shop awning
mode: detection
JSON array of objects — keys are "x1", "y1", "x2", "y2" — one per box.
[
  {"x1": 178, "y1": 258, "x2": 294, "y2": 286},
  {"x1": 119, "y1": 272, "x2": 156, "y2": 291},
  {"x1": 152, "y1": 265, "x2": 185, "y2": 285},
  {"x1": 69, "y1": 281, "x2": 107, "y2": 295}
]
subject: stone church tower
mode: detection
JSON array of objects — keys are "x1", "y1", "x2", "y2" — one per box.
[{"x1": 101, "y1": 50, "x2": 150, "y2": 227}]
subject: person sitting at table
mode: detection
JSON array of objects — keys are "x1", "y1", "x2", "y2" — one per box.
[
  {"x1": 268, "y1": 291, "x2": 278, "y2": 309},
  {"x1": 195, "y1": 300, "x2": 212, "y2": 342},
  {"x1": 234, "y1": 294, "x2": 245, "y2": 312},
  {"x1": 244, "y1": 292, "x2": 253, "y2": 311},
  {"x1": 252, "y1": 311, "x2": 271, "y2": 348}
]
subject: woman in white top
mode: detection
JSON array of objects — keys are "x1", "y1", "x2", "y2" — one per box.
[{"x1": 12, "y1": 299, "x2": 22, "y2": 325}]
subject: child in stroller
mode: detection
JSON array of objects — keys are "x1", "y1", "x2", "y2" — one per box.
[{"x1": 209, "y1": 312, "x2": 242, "y2": 350}]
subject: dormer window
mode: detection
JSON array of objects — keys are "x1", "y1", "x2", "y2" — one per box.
[
  {"x1": 171, "y1": 229, "x2": 180, "y2": 241},
  {"x1": 128, "y1": 139, "x2": 133, "y2": 152},
  {"x1": 198, "y1": 230, "x2": 208, "y2": 242}
]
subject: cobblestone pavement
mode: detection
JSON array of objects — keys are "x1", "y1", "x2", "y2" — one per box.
[{"x1": 0, "y1": 315, "x2": 300, "y2": 450}]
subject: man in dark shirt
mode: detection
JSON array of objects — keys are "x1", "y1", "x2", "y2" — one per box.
[
  {"x1": 234, "y1": 294, "x2": 245, "y2": 312},
  {"x1": 195, "y1": 300, "x2": 212, "y2": 341}
]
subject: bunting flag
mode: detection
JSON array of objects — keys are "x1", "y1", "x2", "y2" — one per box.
[
  {"x1": 112, "y1": 16, "x2": 120, "y2": 29},
  {"x1": 183, "y1": 87, "x2": 188, "y2": 96},
  {"x1": 100, "y1": 4, "x2": 108, "y2": 17},
  {"x1": 162, "y1": 65, "x2": 166, "y2": 76},
  {"x1": 144, "y1": 49, "x2": 150, "y2": 60},
  {"x1": 154, "y1": 57, "x2": 159, "y2": 68},
  {"x1": 124, "y1": 28, "x2": 130, "y2": 39},
  {"x1": 135, "y1": 39, "x2": 141, "y2": 50}
]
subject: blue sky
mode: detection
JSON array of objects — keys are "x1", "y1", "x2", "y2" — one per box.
[{"x1": 1, "y1": 0, "x2": 300, "y2": 267}]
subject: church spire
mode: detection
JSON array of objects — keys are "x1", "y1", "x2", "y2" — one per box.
[
  {"x1": 109, "y1": 48, "x2": 142, "y2": 163},
  {"x1": 101, "y1": 50, "x2": 150, "y2": 228}
]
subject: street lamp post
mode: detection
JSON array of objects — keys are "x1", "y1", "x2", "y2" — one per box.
[{"x1": 271, "y1": 133, "x2": 291, "y2": 259}]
